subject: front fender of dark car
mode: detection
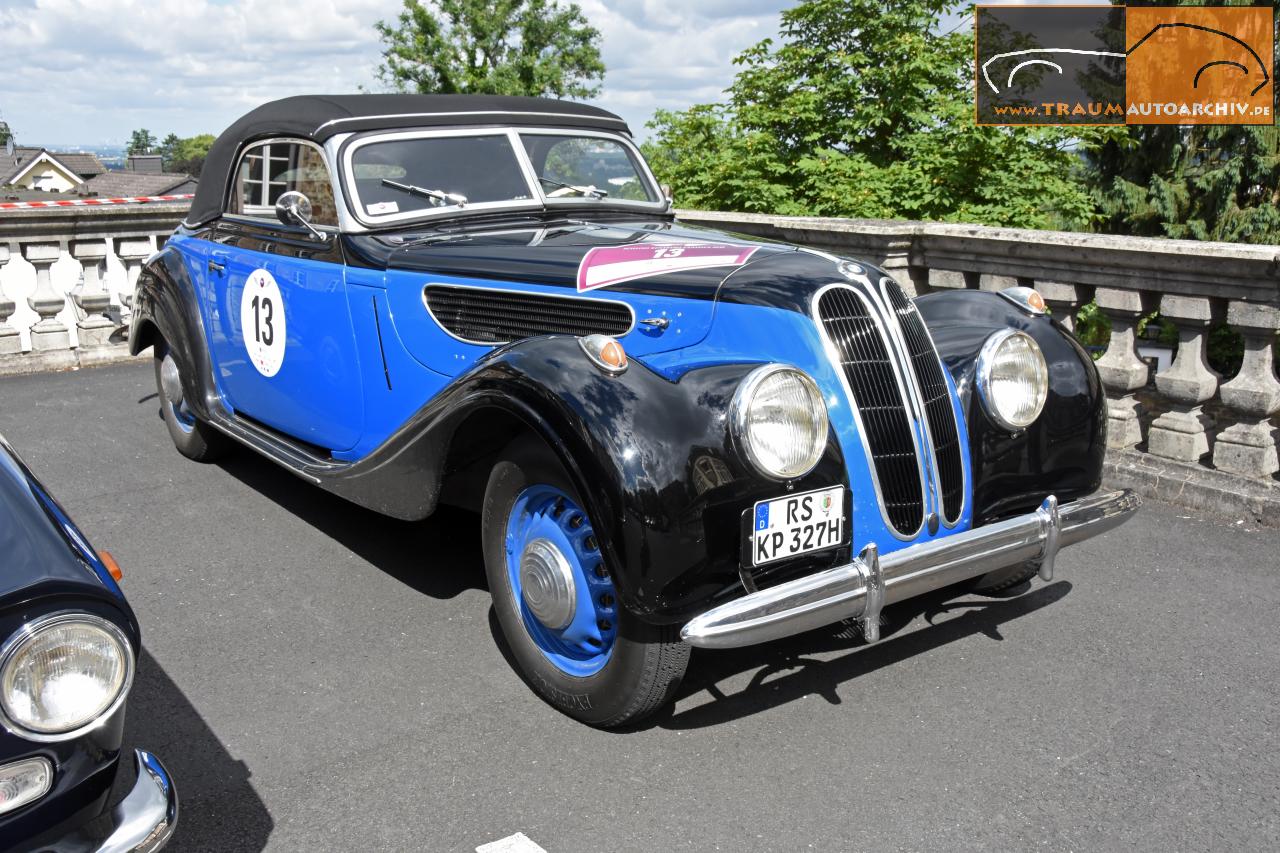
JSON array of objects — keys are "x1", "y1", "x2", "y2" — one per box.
[{"x1": 0, "y1": 439, "x2": 141, "y2": 847}]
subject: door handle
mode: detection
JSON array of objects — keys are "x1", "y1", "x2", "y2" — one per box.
[{"x1": 207, "y1": 259, "x2": 226, "y2": 275}]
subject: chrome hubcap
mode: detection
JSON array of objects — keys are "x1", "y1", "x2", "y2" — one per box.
[
  {"x1": 519, "y1": 538, "x2": 576, "y2": 630},
  {"x1": 160, "y1": 354, "x2": 184, "y2": 407}
]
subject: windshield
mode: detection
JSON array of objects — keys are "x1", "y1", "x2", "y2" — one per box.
[
  {"x1": 519, "y1": 134, "x2": 658, "y2": 203},
  {"x1": 344, "y1": 129, "x2": 660, "y2": 224}
]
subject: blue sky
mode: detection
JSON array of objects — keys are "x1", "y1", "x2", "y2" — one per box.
[{"x1": 0, "y1": 0, "x2": 1077, "y2": 148}]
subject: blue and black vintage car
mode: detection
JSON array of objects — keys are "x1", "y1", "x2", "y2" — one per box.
[
  {"x1": 0, "y1": 435, "x2": 176, "y2": 850},
  {"x1": 130, "y1": 94, "x2": 1138, "y2": 726}
]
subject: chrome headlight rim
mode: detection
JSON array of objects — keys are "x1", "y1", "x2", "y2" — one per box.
[
  {"x1": 730, "y1": 363, "x2": 830, "y2": 481},
  {"x1": 976, "y1": 329, "x2": 1049, "y2": 432},
  {"x1": 0, "y1": 611, "x2": 135, "y2": 743}
]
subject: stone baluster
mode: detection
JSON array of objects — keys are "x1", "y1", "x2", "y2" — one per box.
[
  {"x1": 1092, "y1": 287, "x2": 1151, "y2": 449},
  {"x1": 1148, "y1": 295, "x2": 1222, "y2": 463},
  {"x1": 880, "y1": 240, "x2": 916, "y2": 295},
  {"x1": 926, "y1": 269, "x2": 970, "y2": 290},
  {"x1": 1037, "y1": 281, "x2": 1091, "y2": 333},
  {"x1": 71, "y1": 241, "x2": 116, "y2": 356},
  {"x1": 1212, "y1": 302, "x2": 1280, "y2": 478},
  {"x1": 978, "y1": 273, "x2": 1019, "y2": 292},
  {"x1": 115, "y1": 237, "x2": 153, "y2": 311},
  {"x1": 22, "y1": 243, "x2": 74, "y2": 362},
  {"x1": 0, "y1": 245, "x2": 19, "y2": 357}
]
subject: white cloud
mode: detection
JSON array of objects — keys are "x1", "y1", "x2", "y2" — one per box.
[{"x1": 0, "y1": 0, "x2": 785, "y2": 146}]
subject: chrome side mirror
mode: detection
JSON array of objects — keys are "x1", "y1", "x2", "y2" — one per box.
[{"x1": 275, "y1": 191, "x2": 329, "y2": 243}]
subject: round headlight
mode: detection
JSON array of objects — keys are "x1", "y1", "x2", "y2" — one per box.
[
  {"x1": 977, "y1": 330, "x2": 1049, "y2": 431},
  {"x1": 732, "y1": 364, "x2": 829, "y2": 480},
  {"x1": 0, "y1": 613, "x2": 134, "y2": 740}
]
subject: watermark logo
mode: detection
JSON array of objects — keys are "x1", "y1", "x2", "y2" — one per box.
[{"x1": 976, "y1": 4, "x2": 1274, "y2": 126}]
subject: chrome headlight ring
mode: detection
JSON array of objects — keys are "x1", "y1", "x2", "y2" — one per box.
[
  {"x1": 731, "y1": 364, "x2": 830, "y2": 481},
  {"x1": 0, "y1": 612, "x2": 135, "y2": 742},
  {"x1": 976, "y1": 329, "x2": 1050, "y2": 432}
]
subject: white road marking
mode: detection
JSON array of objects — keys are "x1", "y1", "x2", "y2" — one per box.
[{"x1": 476, "y1": 832, "x2": 549, "y2": 853}]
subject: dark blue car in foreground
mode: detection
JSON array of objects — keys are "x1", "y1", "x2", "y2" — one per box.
[
  {"x1": 0, "y1": 436, "x2": 176, "y2": 851},
  {"x1": 130, "y1": 94, "x2": 1138, "y2": 727}
]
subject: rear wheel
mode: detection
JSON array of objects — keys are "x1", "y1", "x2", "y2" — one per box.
[
  {"x1": 154, "y1": 344, "x2": 229, "y2": 462},
  {"x1": 481, "y1": 437, "x2": 689, "y2": 727}
]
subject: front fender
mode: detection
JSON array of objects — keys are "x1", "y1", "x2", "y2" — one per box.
[
  {"x1": 916, "y1": 289, "x2": 1106, "y2": 523},
  {"x1": 412, "y1": 337, "x2": 850, "y2": 622}
]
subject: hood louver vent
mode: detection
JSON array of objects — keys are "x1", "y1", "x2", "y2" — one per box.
[{"x1": 424, "y1": 285, "x2": 634, "y2": 344}]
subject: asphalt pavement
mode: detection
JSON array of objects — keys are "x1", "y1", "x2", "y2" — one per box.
[{"x1": 1, "y1": 360, "x2": 1277, "y2": 852}]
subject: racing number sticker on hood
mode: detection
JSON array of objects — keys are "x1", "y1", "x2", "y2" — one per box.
[
  {"x1": 241, "y1": 268, "x2": 287, "y2": 377},
  {"x1": 576, "y1": 242, "x2": 758, "y2": 292}
]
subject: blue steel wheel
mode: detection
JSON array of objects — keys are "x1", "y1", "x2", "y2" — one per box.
[
  {"x1": 505, "y1": 485, "x2": 617, "y2": 677},
  {"x1": 153, "y1": 343, "x2": 229, "y2": 463},
  {"x1": 482, "y1": 437, "x2": 690, "y2": 728}
]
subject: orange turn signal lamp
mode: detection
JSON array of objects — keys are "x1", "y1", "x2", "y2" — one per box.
[
  {"x1": 1000, "y1": 286, "x2": 1047, "y2": 316},
  {"x1": 99, "y1": 550, "x2": 123, "y2": 582},
  {"x1": 579, "y1": 334, "x2": 628, "y2": 375}
]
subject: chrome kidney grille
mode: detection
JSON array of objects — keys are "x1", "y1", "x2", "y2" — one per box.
[{"x1": 814, "y1": 278, "x2": 966, "y2": 538}]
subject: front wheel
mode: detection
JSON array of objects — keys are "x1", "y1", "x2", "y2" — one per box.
[{"x1": 481, "y1": 438, "x2": 689, "y2": 727}]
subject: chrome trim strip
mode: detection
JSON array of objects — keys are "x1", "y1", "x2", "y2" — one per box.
[
  {"x1": 421, "y1": 282, "x2": 637, "y2": 346},
  {"x1": 811, "y1": 281, "x2": 928, "y2": 541},
  {"x1": 681, "y1": 489, "x2": 1140, "y2": 648},
  {"x1": 877, "y1": 275, "x2": 969, "y2": 528},
  {"x1": 317, "y1": 109, "x2": 631, "y2": 133}
]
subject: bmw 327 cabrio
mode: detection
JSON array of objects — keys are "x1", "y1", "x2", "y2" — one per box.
[{"x1": 130, "y1": 94, "x2": 1138, "y2": 726}]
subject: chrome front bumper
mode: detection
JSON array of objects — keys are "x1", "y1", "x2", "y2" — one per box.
[
  {"x1": 681, "y1": 489, "x2": 1140, "y2": 649},
  {"x1": 61, "y1": 749, "x2": 178, "y2": 853}
]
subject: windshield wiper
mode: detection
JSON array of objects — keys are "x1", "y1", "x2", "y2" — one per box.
[
  {"x1": 537, "y1": 176, "x2": 607, "y2": 199},
  {"x1": 381, "y1": 179, "x2": 467, "y2": 207}
]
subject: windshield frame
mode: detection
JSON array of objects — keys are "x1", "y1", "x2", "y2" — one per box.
[{"x1": 338, "y1": 126, "x2": 666, "y2": 229}]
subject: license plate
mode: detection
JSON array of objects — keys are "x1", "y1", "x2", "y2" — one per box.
[{"x1": 748, "y1": 486, "x2": 846, "y2": 567}]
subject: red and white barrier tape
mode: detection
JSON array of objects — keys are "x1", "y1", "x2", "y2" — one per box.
[{"x1": 0, "y1": 194, "x2": 193, "y2": 211}]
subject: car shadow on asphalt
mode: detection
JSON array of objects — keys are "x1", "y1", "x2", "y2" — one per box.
[
  {"x1": 116, "y1": 650, "x2": 274, "y2": 852},
  {"x1": 215, "y1": 453, "x2": 487, "y2": 600},
  {"x1": 657, "y1": 580, "x2": 1073, "y2": 731}
]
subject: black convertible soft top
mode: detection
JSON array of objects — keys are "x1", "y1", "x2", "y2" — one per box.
[{"x1": 186, "y1": 94, "x2": 631, "y2": 227}]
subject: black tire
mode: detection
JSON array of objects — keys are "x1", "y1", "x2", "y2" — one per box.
[
  {"x1": 967, "y1": 562, "x2": 1039, "y2": 594},
  {"x1": 482, "y1": 437, "x2": 689, "y2": 727},
  {"x1": 154, "y1": 344, "x2": 230, "y2": 463}
]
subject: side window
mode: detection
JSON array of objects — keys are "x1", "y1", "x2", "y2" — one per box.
[{"x1": 230, "y1": 142, "x2": 339, "y2": 226}]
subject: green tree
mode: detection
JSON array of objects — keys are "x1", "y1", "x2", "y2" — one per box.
[
  {"x1": 375, "y1": 0, "x2": 605, "y2": 98},
  {"x1": 643, "y1": 0, "x2": 1093, "y2": 229},
  {"x1": 127, "y1": 129, "x2": 156, "y2": 156},
  {"x1": 168, "y1": 134, "x2": 215, "y2": 176},
  {"x1": 158, "y1": 133, "x2": 182, "y2": 170},
  {"x1": 1078, "y1": 0, "x2": 1280, "y2": 244}
]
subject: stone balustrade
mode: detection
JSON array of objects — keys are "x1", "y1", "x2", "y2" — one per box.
[
  {"x1": 1, "y1": 204, "x2": 1276, "y2": 521},
  {"x1": 0, "y1": 203, "x2": 187, "y2": 374},
  {"x1": 678, "y1": 210, "x2": 1280, "y2": 522}
]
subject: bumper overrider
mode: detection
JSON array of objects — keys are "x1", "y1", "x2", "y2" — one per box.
[{"x1": 681, "y1": 489, "x2": 1139, "y2": 649}]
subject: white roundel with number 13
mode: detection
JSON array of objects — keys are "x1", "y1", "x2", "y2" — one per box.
[{"x1": 240, "y1": 268, "x2": 286, "y2": 377}]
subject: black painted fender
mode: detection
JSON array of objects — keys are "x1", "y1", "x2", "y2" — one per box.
[{"x1": 916, "y1": 289, "x2": 1106, "y2": 524}]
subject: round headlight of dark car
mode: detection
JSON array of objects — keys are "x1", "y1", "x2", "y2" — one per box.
[
  {"x1": 0, "y1": 613, "x2": 134, "y2": 741},
  {"x1": 732, "y1": 364, "x2": 829, "y2": 480},
  {"x1": 976, "y1": 330, "x2": 1049, "y2": 431}
]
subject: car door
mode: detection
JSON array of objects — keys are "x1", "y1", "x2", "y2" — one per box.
[{"x1": 207, "y1": 138, "x2": 364, "y2": 452}]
